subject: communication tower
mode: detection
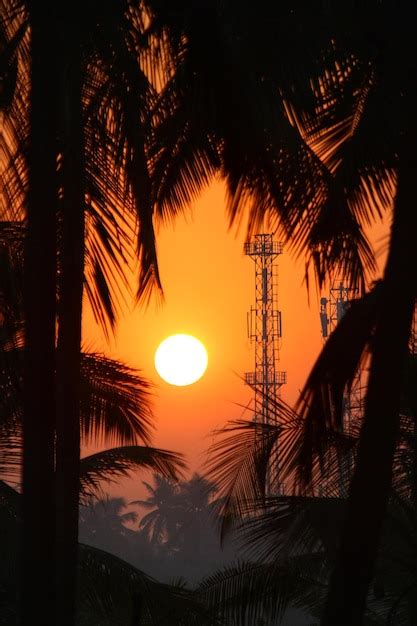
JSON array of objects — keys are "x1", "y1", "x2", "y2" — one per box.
[
  {"x1": 320, "y1": 280, "x2": 363, "y2": 435},
  {"x1": 244, "y1": 234, "x2": 286, "y2": 426},
  {"x1": 320, "y1": 280, "x2": 363, "y2": 496}
]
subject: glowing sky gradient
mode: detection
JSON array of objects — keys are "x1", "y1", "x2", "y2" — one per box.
[{"x1": 83, "y1": 180, "x2": 389, "y2": 495}]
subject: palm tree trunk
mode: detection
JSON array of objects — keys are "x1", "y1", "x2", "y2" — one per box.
[
  {"x1": 321, "y1": 135, "x2": 416, "y2": 624},
  {"x1": 55, "y1": 38, "x2": 84, "y2": 626},
  {"x1": 21, "y1": 7, "x2": 58, "y2": 626}
]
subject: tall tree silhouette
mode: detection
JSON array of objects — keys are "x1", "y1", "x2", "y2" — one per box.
[
  {"x1": 175, "y1": 474, "x2": 219, "y2": 563},
  {"x1": 203, "y1": 349, "x2": 417, "y2": 623},
  {"x1": 154, "y1": 3, "x2": 417, "y2": 621},
  {"x1": 1, "y1": 3, "x2": 160, "y2": 624},
  {"x1": 133, "y1": 475, "x2": 180, "y2": 551},
  {"x1": 279, "y1": 5, "x2": 417, "y2": 622},
  {"x1": 1, "y1": 2, "x2": 389, "y2": 624},
  {"x1": 132, "y1": 473, "x2": 231, "y2": 583},
  {"x1": 0, "y1": 484, "x2": 218, "y2": 625},
  {"x1": 23, "y1": 6, "x2": 58, "y2": 624},
  {"x1": 0, "y1": 220, "x2": 185, "y2": 623}
]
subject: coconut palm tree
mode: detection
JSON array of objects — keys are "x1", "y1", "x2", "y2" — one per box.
[
  {"x1": 203, "y1": 336, "x2": 417, "y2": 624},
  {"x1": 133, "y1": 475, "x2": 181, "y2": 551},
  {"x1": 0, "y1": 220, "x2": 184, "y2": 482},
  {"x1": 0, "y1": 4, "x2": 159, "y2": 621},
  {"x1": 272, "y1": 4, "x2": 417, "y2": 620},
  {"x1": 0, "y1": 215, "x2": 184, "y2": 626},
  {"x1": 0, "y1": 482, "x2": 219, "y2": 626},
  {"x1": 154, "y1": 3, "x2": 417, "y2": 622},
  {"x1": 1, "y1": 2, "x2": 393, "y2": 624}
]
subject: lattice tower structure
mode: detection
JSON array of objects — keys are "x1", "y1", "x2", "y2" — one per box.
[
  {"x1": 244, "y1": 234, "x2": 286, "y2": 426},
  {"x1": 320, "y1": 281, "x2": 363, "y2": 436}
]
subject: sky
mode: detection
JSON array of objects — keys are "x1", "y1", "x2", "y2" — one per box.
[{"x1": 82, "y1": 179, "x2": 389, "y2": 498}]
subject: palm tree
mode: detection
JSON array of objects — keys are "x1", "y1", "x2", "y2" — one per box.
[
  {"x1": 0, "y1": 217, "x2": 184, "y2": 626},
  {"x1": 267, "y1": 4, "x2": 417, "y2": 621},
  {"x1": 174, "y1": 475, "x2": 220, "y2": 564},
  {"x1": 132, "y1": 473, "x2": 234, "y2": 584},
  {"x1": 1, "y1": 2, "x2": 393, "y2": 624},
  {"x1": 133, "y1": 475, "x2": 180, "y2": 551},
  {"x1": 0, "y1": 219, "x2": 184, "y2": 474},
  {"x1": 0, "y1": 482, "x2": 219, "y2": 626},
  {"x1": 78, "y1": 496, "x2": 138, "y2": 557},
  {"x1": 203, "y1": 334, "x2": 417, "y2": 624},
  {"x1": 153, "y1": 4, "x2": 417, "y2": 622},
  {"x1": 0, "y1": 4, "x2": 158, "y2": 622}
]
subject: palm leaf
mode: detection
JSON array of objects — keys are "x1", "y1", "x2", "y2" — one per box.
[
  {"x1": 281, "y1": 282, "x2": 382, "y2": 491},
  {"x1": 238, "y1": 495, "x2": 346, "y2": 565},
  {"x1": 147, "y1": 0, "x2": 377, "y2": 292},
  {"x1": 198, "y1": 558, "x2": 327, "y2": 626},
  {"x1": 0, "y1": 347, "x2": 157, "y2": 479},
  {"x1": 79, "y1": 543, "x2": 217, "y2": 625},
  {"x1": 205, "y1": 401, "x2": 301, "y2": 539},
  {"x1": 80, "y1": 352, "x2": 154, "y2": 446},
  {"x1": 79, "y1": 445, "x2": 186, "y2": 499}
]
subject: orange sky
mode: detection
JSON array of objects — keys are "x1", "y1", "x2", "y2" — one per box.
[{"x1": 82, "y1": 180, "x2": 389, "y2": 497}]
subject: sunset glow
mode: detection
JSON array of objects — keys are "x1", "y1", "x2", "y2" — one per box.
[{"x1": 154, "y1": 334, "x2": 208, "y2": 386}]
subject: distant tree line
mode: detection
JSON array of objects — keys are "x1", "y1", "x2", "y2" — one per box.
[{"x1": 79, "y1": 474, "x2": 239, "y2": 586}]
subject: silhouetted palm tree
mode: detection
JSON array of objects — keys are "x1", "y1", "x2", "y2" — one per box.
[
  {"x1": 0, "y1": 218, "x2": 185, "y2": 624},
  {"x1": 155, "y1": 3, "x2": 417, "y2": 622},
  {"x1": 133, "y1": 475, "x2": 180, "y2": 551},
  {"x1": 0, "y1": 4, "x2": 159, "y2": 621},
  {"x1": 132, "y1": 473, "x2": 232, "y2": 584},
  {"x1": 1, "y1": 2, "x2": 395, "y2": 624},
  {"x1": 0, "y1": 225, "x2": 185, "y2": 489},
  {"x1": 79, "y1": 497, "x2": 138, "y2": 555},
  {"x1": 204, "y1": 346, "x2": 417, "y2": 624},
  {"x1": 272, "y1": 4, "x2": 417, "y2": 620},
  {"x1": 0, "y1": 483, "x2": 217, "y2": 626}
]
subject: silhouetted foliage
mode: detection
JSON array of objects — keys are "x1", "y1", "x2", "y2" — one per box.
[
  {"x1": 200, "y1": 351, "x2": 417, "y2": 624},
  {"x1": 79, "y1": 474, "x2": 239, "y2": 586}
]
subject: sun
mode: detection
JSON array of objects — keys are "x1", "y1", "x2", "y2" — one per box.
[{"x1": 154, "y1": 334, "x2": 208, "y2": 386}]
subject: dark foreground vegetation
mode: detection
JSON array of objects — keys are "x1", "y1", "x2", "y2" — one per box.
[{"x1": 1, "y1": 0, "x2": 416, "y2": 624}]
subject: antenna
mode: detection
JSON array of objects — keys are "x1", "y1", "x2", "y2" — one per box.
[
  {"x1": 244, "y1": 234, "x2": 286, "y2": 492},
  {"x1": 244, "y1": 234, "x2": 286, "y2": 423},
  {"x1": 321, "y1": 279, "x2": 362, "y2": 432},
  {"x1": 320, "y1": 277, "x2": 363, "y2": 496}
]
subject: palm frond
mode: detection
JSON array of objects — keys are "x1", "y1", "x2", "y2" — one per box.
[
  {"x1": 79, "y1": 445, "x2": 186, "y2": 499},
  {"x1": 83, "y1": 194, "x2": 134, "y2": 338},
  {"x1": 0, "y1": 347, "x2": 158, "y2": 481},
  {"x1": 281, "y1": 282, "x2": 382, "y2": 491},
  {"x1": 0, "y1": 4, "x2": 29, "y2": 224},
  {"x1": 79, "y1": 543, "x2": 217, "y2": 625},
  {"x1": 205, "y1": 417, "x2": 284, "y2": 539},
  {"x1": 302, "y1": 192, "x2": 377, "y2": 293},
  {"x1": 198, "y1": 558, "x2": 326, "y2": 626},
  {"x1": 148, "y1": 0, "x2": 379, "y2": 293},
  {"x1": 80, "y1": 352, "x2": 154, "y2": 446},
  {"x1": 239, "y1": 494, "x2": 346, "y2": 564},
  {"x1": 84, "y1": 12, "x2": 164, "y2": 305},
  {"x1": 150, "y1": 73, "x2": 221, "y2": 223}
]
